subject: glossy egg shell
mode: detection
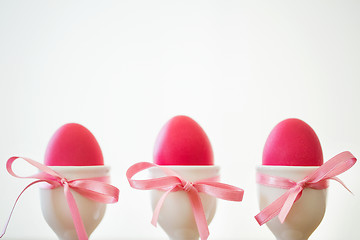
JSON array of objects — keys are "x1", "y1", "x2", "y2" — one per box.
[
  {"x1": 45, "y1": 123, "x2": 104, "y2": 166},
  {"x1": 154, "y1": 115, "x2": 214, "y2": 165},
  {"x1": 263, "y1": 118, "x2": 323, "y2": 166}
]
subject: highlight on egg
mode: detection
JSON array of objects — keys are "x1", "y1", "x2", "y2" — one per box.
[
  {"x1": 154, "y1": 115, "x2": 214, "y2": 165},
  {"x1": 262, "y1": 118, "x2": 323, "y2": 166},
  {"x1": 44, "y1": 123, "x2": 104, "y2": 166}
]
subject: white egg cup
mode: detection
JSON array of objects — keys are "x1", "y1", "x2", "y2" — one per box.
[
  {"x1": 149, "y1": 166, "x2": 219, "y2": 240},
  {"x1": 39, "y1": 166, "x2": 110, "y2": 240},
  {"x1": 256, "y1": 165, "x2": 327, "y2": 240}
]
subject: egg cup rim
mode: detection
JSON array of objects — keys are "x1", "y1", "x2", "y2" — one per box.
[
  {"x1": 46, "y1": 165, "x2": 110, "y2": 170},
  {"x1": 256, "y1": 165, "x2": 320, "y2": 171}
]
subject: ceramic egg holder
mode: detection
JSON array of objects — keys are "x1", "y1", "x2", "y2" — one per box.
[
  {"x1": 149, "y1": 166, "x2": 219, "y2": 240},
  {"x1": 40, "y1": 165, "x2": 110, "y2": 240},
  {"x1": 256, "y1": 165, "x2": 326, "y2": 240}
]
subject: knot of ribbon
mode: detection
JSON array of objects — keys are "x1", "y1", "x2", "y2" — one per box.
[
  {"x1": 1, "y1": 157, "x2": 120, "y2": 240},
  {"x1": 60, "y1": 178, "x2": 68, "y2": 186},
  {"x1": 126, "y1": 162, "x2": 244, "y2": 240},
  {"x1": 255, "y1": 151, "x2": 357, "y2": 226},
  {"x1": 296, "y1": 179, "x2": 307, "y2": 189},
  {"x1": 182, "y1": 181, "x2": 194, "y2": 192}
]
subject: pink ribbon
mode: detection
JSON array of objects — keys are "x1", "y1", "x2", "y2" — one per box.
[
  {"x1": 255, "y1": 151, "x2": 357, "y2": 226},
  {"x1": 126, "y1": 162, "x2": 244, "y2": 240},
  {"x1": 1, "y1": 157, "x2": 120, "y2": 240}
]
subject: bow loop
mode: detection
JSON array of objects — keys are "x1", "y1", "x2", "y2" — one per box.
[
  {"x1": 2, "y1": 157, "x2": 120, "y2": 240},
  {"x1": 69, "y1": 178, "x2": 120, "y2": 204},
  {"x1": 255, "y1": 151, "x2": 356, "y2": 226},
  {"x1": 127, "y1": 162, "x2": 244, "y2": 240}
]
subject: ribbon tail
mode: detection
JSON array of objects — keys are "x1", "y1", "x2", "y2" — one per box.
[
  {"x1": 151, "y1": 187, "x2": 174, "y2": 227},
  {"x1": 0, "y1": 180, "x2": 44, "y2": 238},
  {"x1": 187, "y1": 190, "x2": 209, "y2": 240},
  {"x1": 63, "y1": 183, "x2": 88, "y2": 240},
  {"x1": 330, "y1": 177, "x2": 353, "y2": 195},
  {"x1": 278, "y1": 186, "x2": 302, "y2": 223},
  {"x1": 255, "y1": 190, "x2": 292, "y2": 226}
]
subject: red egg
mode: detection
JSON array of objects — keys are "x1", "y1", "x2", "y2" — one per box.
[
  {"x1": 154, "y1": 115, "x2": 214, "y2": 165},
  {"x1": 45, "y1": 123, "x2": 104, "y2": 166},
  {"x1": 263, "y1": 118, "x2": 323, "y2": 166}
]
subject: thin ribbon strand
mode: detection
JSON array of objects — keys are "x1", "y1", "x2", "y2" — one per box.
[
  {"x1": 255, "y1": 151, "x2": 356, "y2": 226},
  {"x1": 126, "y1": 162, "x2": 244, "y2": 240},
  {"x1": 2, "y1": 157, "x2": 120, "y2": 240}
]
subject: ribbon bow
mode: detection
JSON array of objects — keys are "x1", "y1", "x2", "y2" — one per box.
[
  {"x1": 126, "y1": 162, "x2": 244, "y2": 240},
  {"x1": 255, "y1": 151, "x2": 357, "y2": 226},
  {"x1": 1, "y1": 157, "x2": 120, "y2": 240}
]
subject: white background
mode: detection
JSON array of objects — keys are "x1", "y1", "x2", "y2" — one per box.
[{"x1": 0, "y1": 1, "x2": 359, "y2": 239}]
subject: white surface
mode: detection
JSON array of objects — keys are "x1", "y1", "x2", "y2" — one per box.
[{"x1": 0, "y1": 1, "x2": 359, "y2": 239}]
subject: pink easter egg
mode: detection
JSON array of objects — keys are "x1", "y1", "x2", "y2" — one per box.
[
  {"x1": 263, "y1": 118, "x2": 323, "y2": 166},
  {"x1": 45, "y1": 123, "x2": 104, "y2": 166},
  {"x1": 154, "y1": 115, "x2": 214, "y2": 165}
]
